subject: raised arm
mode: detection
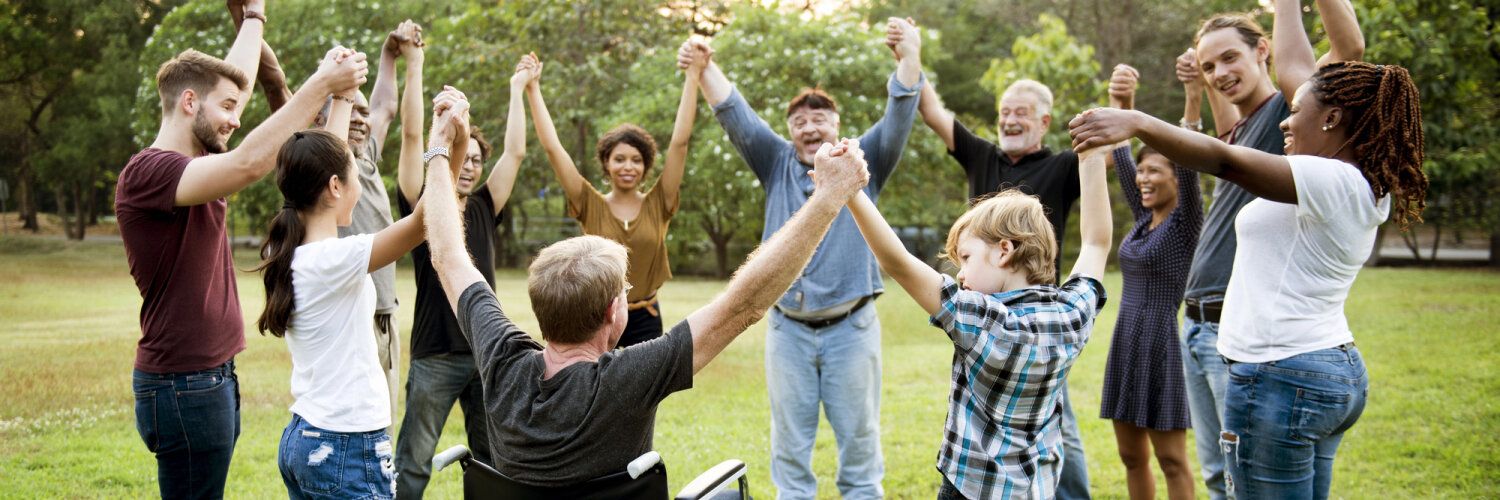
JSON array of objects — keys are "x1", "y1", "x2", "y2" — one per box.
[
  {"x1": 1272, "y1": 0, "x2": 1320, "y2": 98},
  {"x1": 482, "y1": 58, "x2": 534, "y2": 214},
  {"x1": 1315, "y1": 0, "x2": 1365, "y2": 65},
  {"x1": 888, "y1": 17, "x2": 923, "y2": 89},
  {"x1": 678, "y1": 39, "x2": 786, "y2": 184},
  {"x1": 369, "y1": 21, "x2": 422, "y2": 147},
  {"x1": 323, "y1": 91, "x2": 353, "y2": 141},
  {"x1": 255, "y1": 42, "x2": 292, "y2": 111},
  {"x1": 175, "y1": 48, "x2": 367, "y2": 207},
  {"x1": 657, "y1": 52, "x2": 703, "y2": 208},
  {"x1": 1070, "y1": 107, "x2": 1295, "y2": 203},
  {"x1": 1178, "y1": 47, "x2": 1241, "y2": 136},
  {"x1": 685, "y1": 139, "x2": 869, "y2": 374},
  {"x1": 682, "y1": 40, "x2": 733, "y2": 107},
  {"x1": 223, "y1": 0, "x2": 265, "y2": 119},
  {"x1": 395, "y1": 42, "x2": 426, "y2": 206},
  {"x1": 423, "y1": 103, "x2": 485, "y2": 313},
  {"x1": 1069, "y1": 146, "x2": 1112, "y2": 280},
  {"x1": 859, "y1": 19, "x2": 925, "y2": 190},
  {"x1": 371, "y1": 90, "x2": 468, "y2": 273},
  {"x1": 522, "y1": 53, "x2": 587, "y2": 202},
  {"x1": 848, "y1": 190, "x2": 942, "y2": 314},
  {"x1": 917, "y1": 80, "x2": 957, "y2": 151}
]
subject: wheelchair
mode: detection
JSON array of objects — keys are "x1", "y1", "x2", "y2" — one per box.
[{"x1": 433, "y1": 445, "x2": 750, "y2": 499}]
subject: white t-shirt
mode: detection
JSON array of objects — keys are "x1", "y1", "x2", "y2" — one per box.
[
  {"x1": 1218, "y1": 155, "x2": 1390, "y2": 363},
  {"x1": 286, "y1": 233, "x2": 391, "y2": 432}
]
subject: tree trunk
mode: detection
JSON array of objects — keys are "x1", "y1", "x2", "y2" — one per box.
[
  {"x1": 1365, "y1": 223, "x2": 1387, "y2": 266},
  {"x1": 1490, "y1": 229, "x2": 1499, "y2": 268},
  {"x1": 1429, "y1": 221, "x2": 1442, "y2": 264},
  {"x1": 712, "y1": 233, "x2": 730, "y2": 279},
  {"x1": 17, "y1": 141, "x2": 39, "y2": 232},
  {"x1": 1401, "y1": 228, "x2": 1423, "y2": 262},
  {"x1": 69, "y1": 181, "x2": 86, "y2": 240}
]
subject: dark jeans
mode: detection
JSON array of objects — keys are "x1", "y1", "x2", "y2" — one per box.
[
  {"x1": 937, "y1": 474, "x2": 966, "y2": 499},
  {"x1": 618, "y1": 301, "x2": 664, "y2": 348},
  {"x1": 394, "y1": 353, "x2": 490, "y2": 499},
  {"x1": 132, "y1": 359, "x2": 241, "y2": 499}
]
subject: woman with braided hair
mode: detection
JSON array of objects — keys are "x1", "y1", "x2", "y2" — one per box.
[{"x1": 1069, "y1": 58, "x2": 1425, "y2": 498}]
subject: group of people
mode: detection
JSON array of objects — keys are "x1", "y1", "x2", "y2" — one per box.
[{"x1": 114, "y1": 0, "x2": 1425, "y2": 498}]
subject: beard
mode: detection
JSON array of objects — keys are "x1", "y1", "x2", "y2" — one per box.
[{"x1": 192, "y1": 113, "x2": 228, "y2": 154}]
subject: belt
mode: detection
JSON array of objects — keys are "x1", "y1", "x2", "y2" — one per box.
[
  {"x1": 779, "y1": 296, "x2": 871, "y2": 330},
  {"x1": 628, "y1": 293, "x2": 660, "y2": 316},
  {"x1": 1183, "y1": 296, "x2": 1223, "y2": 324}
]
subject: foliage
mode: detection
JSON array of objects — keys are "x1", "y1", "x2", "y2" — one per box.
[{"x1": 980, "y1": 13, "x2": 1103, "y2": 153}]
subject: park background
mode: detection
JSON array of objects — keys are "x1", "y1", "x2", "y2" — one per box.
[{"x1": 1, "y1": 0, "x2": 1496, "y2": 497}]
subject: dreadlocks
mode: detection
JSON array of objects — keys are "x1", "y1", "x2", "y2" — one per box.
[{"x1": 1308, "y1": 61, "x2": 1427, "y2": 228}]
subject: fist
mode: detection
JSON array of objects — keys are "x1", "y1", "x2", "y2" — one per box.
[
  {"x1": 885, "y1": 17, "x2": 919, "y2": 60},
  {"x1": 811, "y1": 138, "x2": 870, "y2": 202},
  {"x1": 677, "y1": 39, "x2": 712, "y2": 72},
  {"x1": 1068, "y1": 107, "x2": 1140, "y2": 152},
  {"x1": 430, "y1": 86, "x2": 470, "y2": 144},
  {"x1": 1176, "y1": 48, "x2": 1204, "y2": 89},
  {"x1": 1108, "y1": 63, "x2": 1139, "y2": 109}
]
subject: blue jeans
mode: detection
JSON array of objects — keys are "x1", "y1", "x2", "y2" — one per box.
[
  {"x1": 1221, "y1": 346, "x2": 1368, "y2": 499},
  {"x1": 1056, "y1": 380, "x2": 1091, "y2": 499},
  {"x1": 394, "y1": 353, "x2": 491, "y2": 499},
  {"x1": 132, "y1": 359, "x2": 240, "y2": 500},
  {"x1": 766, "y1": 304, "x2": 883, "y2": 500},
  {"x1": 1183, "y1": 318, "x2": 1232, "y2": 500},
  {"x1": 279, "y1": 413, "x2": 395, "y2": 499}
]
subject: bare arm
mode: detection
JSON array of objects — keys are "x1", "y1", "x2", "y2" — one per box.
[
  {"x1": 1069, "y1": 146, "x2": 1112, "y2": 280},
  {"x1": 695, "y1": 56, "x2": 733, "y2": 107},
  {"x1": 176, "y1": 49, "x2": 366, "y2": 206},
  {"x1": 1318, "y1": 0, "x2": 1365, "y2": 64},
  {"x1": 917, "y1": 81, "x2": 956, "y2": 151},
  {"x1": 424, "y1": 139, "x2": 484, "y2": 313},
  {"x1": 1205, "y1": 88, "x2": 1241, "y2": 138},
  {"x1": 1273, "y1": 0, "x2": 1319, "y2": 98},
  {"x1": 396, "y1": 49, "x2": 426, "y2": 205},
  {"x1": 369, "y1": 21, "x2": 422, "y2": 146},
  {"x1": 523, "y1": 55, "x2": 587, "y2": 202},
  {"x1": 256, "y1": 42, "x2": 292, "y2": 111},
  {"x1": 324, "y1": 95, "x2": 352, "y2": 141},
  {"x1": 657, "y1": 61, "x2": 701, "y2": 208},
  {"x1": 848, "y1": 190, "x2": 942, "y2": 314},
  {"x1": 1070, "y1": 108, "x2": 1296, "y2": 203},
  {"x1": 484, "y1": 64, "x2": 533, "y2": 213},
  {"x1": 685, "y1": 140, "x2": 869, "y2": 374},
  {"x1": 223, "y1": 1, "x2": 265, "y2": 119}
]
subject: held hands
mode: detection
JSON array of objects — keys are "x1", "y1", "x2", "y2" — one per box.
[
  {"x1": 429, "y1": 86, "x2": 470, "y2": 150},
  {"x1": 315, "y1": 46, "x2": 368, "y2": 96},
  {"x1": 383, "y1": 20, "x2": 425, "y2": 58},
  {"x1": 512, "y1": 52, "x2": 541, "y2": 90},
  {"x1": 884, "y1": 17, "x2": 919, "y2": 61},
  {"x1": 1176, "y1": 48, "x2": 1205, "y2": 93},
  {"x1": 1069, "y1": 108, "x2": 1141, "y2": 152},
  {"x1": 227, "y1": 0, "x2": 265, "y2": 30},
  {"x1": 676, "y1": 39, "x2": 713, "y2": 75},
  {"x1": 1108, "y1": 64, "x2": 1139, "y2": 110},
  {"x1": 809, "y1": 138, "x2": 870, "y2": 203}
]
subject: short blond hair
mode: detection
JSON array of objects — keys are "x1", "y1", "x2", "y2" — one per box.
[
  {"x1": 943, "y1": 190, "x2": 1057, "y2": 285},
  {"x1": 527, "y1": 236, "x2": 628, "y2": 343},
  {"x1": 155, "y1": 49, "x2": 249, "y2": 112},
  {"x1": 1001, "y1": 79, "x2": 1055, "y2": 117}
]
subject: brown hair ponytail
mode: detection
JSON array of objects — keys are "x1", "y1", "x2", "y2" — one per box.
[
  {"x1": 1309, "y1": 61, "x2": 1428, "y2": 228},
  {"x1": 254, "y1": 130, "x2": 353, "y2": 337}
]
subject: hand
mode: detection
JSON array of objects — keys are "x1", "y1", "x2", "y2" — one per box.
[
  {"x1": 885, "y1": 17, "x2": 919, "y2": 61},
  {"x1": 1176, "y1": 48, "x2": 1205, "y2": 93},
  {"x1": 1108, "y1": 63, "x2": 1139, "y2": 109},
  {"x1": 429, "y1": 86, "x2": 469, "y2": 147},
  {"x1": 676, "y1": 39, "x2": 712, "y2": 72},
  {"x1": 512, "y1": 52, "x2": 541, "y2": 89},
  {"x1": 383, "y1": 20, "x2": 424, "y2": 57},
  {"x1": 226, "y1": 0, "x2": 264, "y2": 30},
  {"x1": 1069, "y1": 107, "x2": 1143, "y2": 152},
  {"x1": 810, "y1": 138, "x2": 870, "y2": 202},
  {"x1": 315, "y1": 46, "x2": 368, "y2": 96}
]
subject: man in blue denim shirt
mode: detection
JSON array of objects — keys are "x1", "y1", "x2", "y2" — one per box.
[{"x1": 678, "y1": 17, "x2": 924, "y2": 499}]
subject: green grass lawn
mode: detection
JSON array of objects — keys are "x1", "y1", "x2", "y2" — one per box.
[{"x1": 1, "y1": 237, "x2": 1496, "y2": 498}]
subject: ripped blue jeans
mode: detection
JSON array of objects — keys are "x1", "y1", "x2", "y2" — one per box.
[
  {"x1": 278, "y1": 413, "x2": 395, "y2": 499},
  {"x1": 1220, "y1": 346, "x2": 1367, "y2": 499}
]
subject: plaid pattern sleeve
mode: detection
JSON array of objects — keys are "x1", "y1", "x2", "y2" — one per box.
[{"x1": 927, "y1": 274, "x2": 1106, "y2": 500}]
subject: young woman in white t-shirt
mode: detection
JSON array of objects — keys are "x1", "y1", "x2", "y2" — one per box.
[
  {"x1": 254, "y1": 90, "x2": 471, "y2": 499},
  {"x1": 1069, "y1": 59, "x2": 1426, "y2": 498}
]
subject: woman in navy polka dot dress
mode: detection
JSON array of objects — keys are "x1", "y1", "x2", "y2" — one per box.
[{"x1": 1101, "y1": 142, "x2": 1203, "y2": 498}]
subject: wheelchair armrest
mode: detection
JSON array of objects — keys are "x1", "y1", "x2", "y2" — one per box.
[
  {"x1": 627, "y1": 450, "x2": 662, "y2": 479},
  {"x1": 432, "y1": 445, "x2": 471, "y2": 473},
  {"x1": 674, "y1": 459, "x2": 747, "y2": 500}
]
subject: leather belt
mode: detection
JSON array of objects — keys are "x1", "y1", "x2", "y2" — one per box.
[
  {"x1": 1183, "y1": 297, "x2": 1223, "y2": 324},
  {"x1": 780, "y1": 296, "x2": 872, "y2": 330}
]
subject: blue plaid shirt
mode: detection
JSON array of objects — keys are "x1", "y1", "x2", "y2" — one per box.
[{"x1": 929, "y1": 274, "x2": 1106, "y2": 499}]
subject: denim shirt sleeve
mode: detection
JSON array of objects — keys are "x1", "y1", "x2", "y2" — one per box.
[
  {"x1": 712, "y1": 87, "x2": 792, "y2": 189},
  {"x1": 858, "y1": 72, "x2": 925, "y2": 194}
]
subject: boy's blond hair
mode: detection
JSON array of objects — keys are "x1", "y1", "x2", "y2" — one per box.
[
  {"x1": 527, "y1": 235, "x2": 628, "y2": 343},
  {"x1": 943, "y1": 190, "x2": 1057, "y2": 285}
]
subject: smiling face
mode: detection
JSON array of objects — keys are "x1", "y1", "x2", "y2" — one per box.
[
  {"x1": 346, "y1": 92, "x2": 372, "y2": 154},
  {"x1": 455, "y1": 137, "x2": 484, "y2": 196},
  {"x1": 1196, "y1": 27, "x2": 1270, "y2": 107},
  {"x1": 189, "y1": 78, "x2": 243, "y2": 154},
  {"x1": 786, "y1": 107, "x2": 840, "y2": 166},
  {"x1": 996, "y1": 94, "x2": 1048, "y2": 158},
  {"x1": 1135, "y1": 152, "x2": 1179, "y2": 212},
  {"x1": 1280, "y1": 81, "x2": 1344, "y2": 157},
  {"x1": 604, "y1": 143, "x2": 647, "y2": 191}
]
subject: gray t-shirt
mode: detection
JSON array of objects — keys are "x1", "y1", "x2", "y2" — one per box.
[
  {"x1": 1183, "y1": 92, "x2": 1289, "y2": 301},
  {"x1": 456, "y1": 282, "x2": 694, "y2": 487},
  {"x1": 336, "y1": 139, "x2": 397, "y2": 314}
]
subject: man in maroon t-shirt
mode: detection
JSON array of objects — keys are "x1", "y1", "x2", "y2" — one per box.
[{"x1": 115, "y1": 2, "x2": 367, "y2": 496}]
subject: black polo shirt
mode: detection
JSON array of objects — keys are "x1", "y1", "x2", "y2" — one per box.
[
  {"x1": 398, "y1": 186, "x2": 500, "y2": 359},
  {"x1": 948, "y1": 118, "x2": 1080, "y2": 280}
]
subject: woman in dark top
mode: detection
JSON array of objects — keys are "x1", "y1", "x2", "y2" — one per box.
[{"x1": 1102, "y1": 143, "x2": 1202, "y2": 499}]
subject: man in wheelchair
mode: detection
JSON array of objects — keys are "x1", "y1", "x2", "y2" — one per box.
[{"x1": 420, "y1": 134, "x2": 873, "y2": 493}]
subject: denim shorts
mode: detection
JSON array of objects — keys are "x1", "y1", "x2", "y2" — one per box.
[{"x1": 278, "y1": 413, "x2": 395, "y2": 499}]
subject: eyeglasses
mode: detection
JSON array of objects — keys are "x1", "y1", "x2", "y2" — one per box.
[{"x1": 622, "y1": 283, "x2": 633, "y2": 295}]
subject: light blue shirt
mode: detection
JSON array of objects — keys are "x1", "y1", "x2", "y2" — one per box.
[{"x1": 712, "y1": 72, "x2": 924, "y2": 312}]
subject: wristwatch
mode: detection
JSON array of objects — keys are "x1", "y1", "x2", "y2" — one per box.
[
  {"x1": 1179, "y1": 118, "x2": 1204, "y2": 133},
  {"x1": 423, "y1": 146, "x2": 450, "y2": 164}
]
